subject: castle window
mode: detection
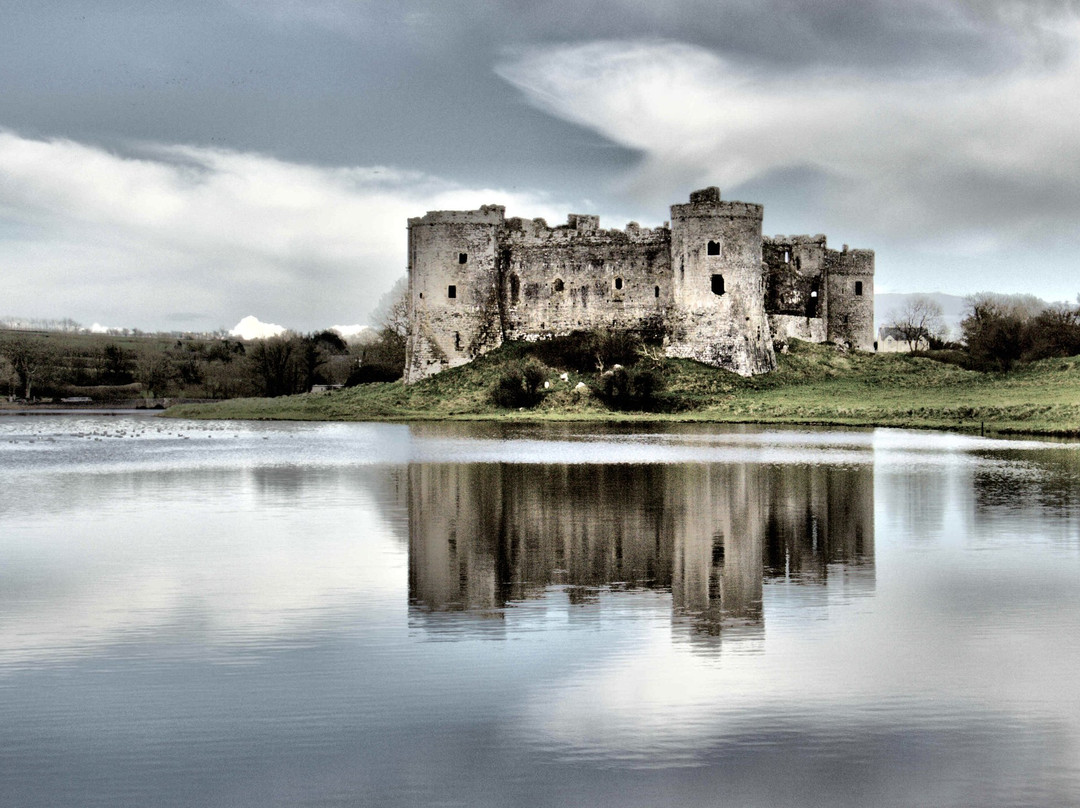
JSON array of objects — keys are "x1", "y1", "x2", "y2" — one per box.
[
  {"x1": 784, "y1": 250, "x2": 790, "y2": 263},
  {"x1": 447, "y1": 285, "x2": 456, "y2": 299},
  {"x1": 707, "y1": 240, "x2": 720, "y2": 256},
  {"x1": 855, "y1": 281, "x2": 863, "y2": 296},
  {"x1": 510, "y1": 274, "x2": 520, "y2": 304},
  {"x1": 458, "y1": 253, "x2": 467, "y2": 264},
  {"x1": 553, "y1": 278, "x2": 564, "y2": 292},
  {"x1": 711, "y1": 274, "x2": 725, "y2": 295},
  {"x1": 614, "y1": 277, "x2": 623, "y2": 291},
  {"x1": 654, "y1": 285, "x2": 660, "y2": 298},
  {"x1": 454, "y1": 331, "x2": 461, "y2": 351}
]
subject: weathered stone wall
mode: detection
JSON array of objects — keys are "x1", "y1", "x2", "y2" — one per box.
[
  {"x1": 824, "y1": 248, "x2": 875, "y2": 350},
  {"x1": 666, "y1": 188, "x2": 776, "y2": 376},
  {"x1": 499, "y1": 217, "x2": 671, "y2": 340},
  {"x1": 405, "y1": 206, "x2": 504, "y2": 383},
  {"x1": 768, "y1": 314, "x2": 827, "y2": 344}
]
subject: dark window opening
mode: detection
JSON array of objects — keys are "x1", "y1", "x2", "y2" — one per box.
[
  {"x1": 795, "y1": 256, "x2": 801, "y2": 270},
  {"x1": 711, "y1": 274, "x2": 725, "y2": 295},
  {"x1": 855, "y1": 281, "x2": 863, "y2": 296},
  {"x1": 614, "y1": 277, "x2": 623, "y2": 291},
  {"x1": 808, "y1": 283, "x2": 819, "y2": 317},
  {"x1": 654, "y1": 285, "x2": 660, "y2": 298},
  {"x1": 509, "y1": 274, "x2": 520, "y2": 304},
  {"x1": 707, "y1": 240, "x2": 720, "y2": 256},
  {"x1": 419, "y1": 292, "x2": 423, "y2": 299},
  {"x1": 553, "y1": 278, "x2": 564, "y2": 292},
  {"x1": 447, "y1": 285, "x2": 456, "y2": 299},
  {"x1": 454, "y1": 331, "x2": 462, "y2": 351},
  {"x1": 458, "y1": 253, "x2": 467, "y2": 264}
]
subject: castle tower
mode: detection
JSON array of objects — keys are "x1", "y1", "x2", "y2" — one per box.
[
  {"x1": 824, "y1": 246, "x2": 875, "y2": 350},
  {"x1": 666, "y1": 188, "x2": 776, "y2": 375},
  {"x1": 405, "y1": 205, "x2": 505, "y2": 383}
]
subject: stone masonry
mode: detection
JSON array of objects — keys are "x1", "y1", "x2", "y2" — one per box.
[{"x1": 405, "y1": 187, "x2": 874, "y2": 383}]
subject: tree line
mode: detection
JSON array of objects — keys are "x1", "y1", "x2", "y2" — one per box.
[
  {"x1": 887, "y1": 293, "x2": 1080, "y2": 371},
  {"x1": 0, "y1": 325, "x2": 407, "y2": 402}
]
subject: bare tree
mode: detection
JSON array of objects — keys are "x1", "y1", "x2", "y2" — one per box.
[
  {"x1": 370, "y1": 275, "x2": 409, "y2": 337},
  {"x1": 0, "y1": 335, "x2": 58, "y2": 399},
  {"x1": 887, "y1": 296, "x2": 945, "y2": 351}
]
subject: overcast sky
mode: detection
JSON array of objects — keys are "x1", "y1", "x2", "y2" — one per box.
[{"x1": 2, "y1": 0, "x2": 1079, "y2": 331}]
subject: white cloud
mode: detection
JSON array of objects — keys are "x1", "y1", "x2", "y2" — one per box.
[
  {"x1": 0, "y1": 130, "x2": 570, "y2": 331},
  {"x1": 496, "y1": 29, "x2": 1080, "y2": 250},
  {"x1": 229, "y1": 315, "x2": 287, "y2": 340}
]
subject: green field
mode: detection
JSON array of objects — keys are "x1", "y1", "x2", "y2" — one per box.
[{"x1": 163, "y1": 340, "x2": 1080, "y2": 437}]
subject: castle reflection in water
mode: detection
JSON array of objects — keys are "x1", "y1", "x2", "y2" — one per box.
[{"x1": 408, "y1": 462, "x2": 874, "y2": 640}]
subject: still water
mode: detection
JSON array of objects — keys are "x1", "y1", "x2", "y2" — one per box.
[{"x1": 1, "y1": 416, "x2": 1079, "y2": 807}]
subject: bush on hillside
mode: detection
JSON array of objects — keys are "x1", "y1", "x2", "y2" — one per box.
[
  {"x1": 595, "y1": 363, "x2": 666, "y2": 410},
  {"x1": 491, "y1": 361, "x2": 546, "y2": 408}
]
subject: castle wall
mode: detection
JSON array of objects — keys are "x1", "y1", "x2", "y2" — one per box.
[
  {"x1": 499, "y1": 217, "x2": 670, "y2": 340},
  {"x1": 764, "y1": 235, "x2": 828, "y2": 320},
  {"x1": 666, "y1": 188, "x2": 776, "y2": 375},
  {"x1": 768, "y1": 314, "x2": 827, "y2": 343}
]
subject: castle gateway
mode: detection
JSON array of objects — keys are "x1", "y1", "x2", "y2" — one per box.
[{"x1": 405, "y1": 187, "x2": 874, "y2": 383}]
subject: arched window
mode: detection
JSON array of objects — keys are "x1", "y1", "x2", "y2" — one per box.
[
  {"x1": 711, "y1": 274, "x2": 725, "y2": 295},
  {"x1": 553, "y1": 278, "x2": 564, "y2": 292},
  {"x1": 707, "y1": 240, "x2": 721, "y2": 256},
  {"x1": 654, "y1": 285, "x2": 660, "y2": 298},
  {"x1": 614, "y1": 277, "x2": 623, "y2": 291}
]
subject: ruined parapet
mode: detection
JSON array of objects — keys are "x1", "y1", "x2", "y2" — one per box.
[
  {"x1": 666, "y1": 188, "x2": 776, "y2": 376},
  {"x1": 497, "y1": 214, "x2": 671, "y2": 343},
  {"x1": 824, "y1": 246, "x2": 875, "y2": 350},
  {"x1": 405, "y1": 205, "x2": 505, "y2": 383}
]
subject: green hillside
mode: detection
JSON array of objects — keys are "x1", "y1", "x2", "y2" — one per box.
[{"x1": 163, "y1": 340, "x2": 1080, "y2": 437}]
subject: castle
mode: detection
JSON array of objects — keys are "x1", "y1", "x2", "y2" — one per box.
[{"x1": 405, "y1": 187, "x2": 874, "y2": 383}]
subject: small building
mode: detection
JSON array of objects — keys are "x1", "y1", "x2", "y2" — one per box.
[{"x1": 876, "y1": 326, "x2": 928, "y2": 353}]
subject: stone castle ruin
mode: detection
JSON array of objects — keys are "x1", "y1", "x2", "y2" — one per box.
[{"x1": 405, "y1": 187, "x2": 874, "y2": 383}]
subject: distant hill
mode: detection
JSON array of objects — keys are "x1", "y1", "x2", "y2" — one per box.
[{"x1": 875, "y1": 293, "x2": 970, "y2": 340}]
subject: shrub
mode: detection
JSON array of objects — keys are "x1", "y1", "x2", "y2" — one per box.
[
  {"x1": 595, "y1": 363, "x2": 666, "y2": 410},
  {"x1": 491, "y1": 361, "x2": 546, "y2": 408}
]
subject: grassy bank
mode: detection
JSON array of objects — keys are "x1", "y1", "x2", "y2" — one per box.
[{"x1": 163, "y1": 340, "x2": 1080, "y2": 437}]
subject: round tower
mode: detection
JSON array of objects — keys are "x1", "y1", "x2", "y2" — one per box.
[
  {"x1": 666, "y1": 188, "x2": 776, "y2": 375},
  {"x1": 405, "y1": 205, "x2": 504, "y2": 383},
  {"x1": 824, "y1": 246, "x2": 875, "y2": 350}
]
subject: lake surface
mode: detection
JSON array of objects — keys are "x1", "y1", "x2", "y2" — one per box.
[{"x1": 1, "y1": 416, "x2": 1079, "y2": 807}]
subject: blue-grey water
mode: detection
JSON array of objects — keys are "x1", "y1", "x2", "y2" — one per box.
[{"x1": 1, "y1": 416, "x2": 1079, "y2": 807}]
